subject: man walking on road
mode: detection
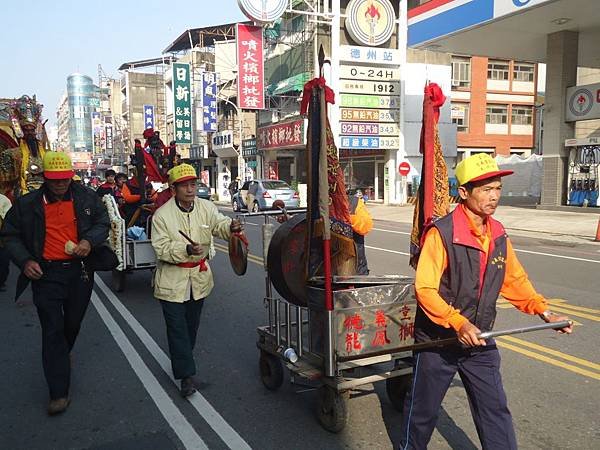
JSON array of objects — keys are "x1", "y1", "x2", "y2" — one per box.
[
  {"x1": 400, "y1": 153, "x2": 572, "y2": 450},
  {"x1": 151, "y1": 164, "x2": 246, "y2": 397},
  {"x1": 1, "y1": 152, "x2": 110, "y2": 415}
]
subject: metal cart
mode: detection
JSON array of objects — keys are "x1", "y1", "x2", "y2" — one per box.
[
  {"x1": 103, "y1": 195, "x2": 156, "y2": 292},
  {"x1": 240, "y1": 209, "x2": 416, "y2": 433},
  {"x1": 241, "y1": 209, "x2": 572, "y2": 433}
]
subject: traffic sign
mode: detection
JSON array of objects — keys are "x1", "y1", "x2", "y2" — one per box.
[{"x1": 399, "y1": 161, "x2": 411, "y2": 176}]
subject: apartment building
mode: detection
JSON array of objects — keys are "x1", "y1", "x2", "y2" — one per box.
[{"x1": 450, "y1": 55, "x2": 537, "y2": 161}]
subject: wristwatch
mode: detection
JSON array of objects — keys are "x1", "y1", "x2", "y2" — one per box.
[{"x1": 539, "y1": 310, "x2": 555, "y2": 322}]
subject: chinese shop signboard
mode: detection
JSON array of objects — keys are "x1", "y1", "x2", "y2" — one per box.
[
  {"x1": 172, "y1": 63, "x2": 192, "y2": 144},
  {"x1": 237, "y1": 24, "x2": 265, "y2": 110},
  {"x1": 143, "y1": 105, "x2": 154, "y2": 129},
  {"x1": 200, "y1": 72, "x2": 217, "y2": 132},
  {"x1": 257, "y1": 119, "x2": 305, "y2": 150}
]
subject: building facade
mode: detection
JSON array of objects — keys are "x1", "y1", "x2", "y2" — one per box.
[
  {"x1": 64, "y1": 73, "x2": 100, "y2": 153},
  {"x1": 450, "y1": 55, "x2": 537, "y2": 161}
]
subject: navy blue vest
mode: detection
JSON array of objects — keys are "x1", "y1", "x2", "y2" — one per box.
[{"x1": 414, "y1": 209, "x2": 508, "y2": 342}]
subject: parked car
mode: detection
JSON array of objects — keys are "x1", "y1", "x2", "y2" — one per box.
[
  {"x1": 196, "y1": 182, "x2": 211, "y2": 200},
  {"x1": 232, "y1": 179, "x2": 299, "y2": 212}
]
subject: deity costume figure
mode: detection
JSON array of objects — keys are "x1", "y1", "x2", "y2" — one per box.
[{"x1": 0, "y1": 95, "x2": 48, "y2": 200}]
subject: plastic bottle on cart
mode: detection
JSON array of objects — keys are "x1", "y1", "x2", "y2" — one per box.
[{"x1": 283, "y1": 348, "x2": 299, "y2": 364}]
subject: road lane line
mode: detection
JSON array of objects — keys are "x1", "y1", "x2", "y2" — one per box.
[
  {"x1": 91, "y1": 292, "x2": 208, "y2": 450},
  {"x1": 366, "y1": 245, "x2": 410, "y2": 256},
  {"x1": 497, "y1": 341, "x2": 600, "y2": 381},
  {"x1": 498, "y1": 336, "x2": 600, "y2": 371},
  {"x1": 214, "y1": 243, "x2": 262, "y2": 265},
  {"x1": 94, "y1": 278, "x2": 252, "y2": 450},
  {"x1": 513, "y1": 248, "x2": 600, "y2": 264},
  {"x1": 372, "y1": 228, "x2": 411, "y2": 235},
  {"x1": 545, "y1": 300, "x2": 600, "y2": 314},
  {"x1": 543, "y1": 305, "x2": 600, "y2": 322}
]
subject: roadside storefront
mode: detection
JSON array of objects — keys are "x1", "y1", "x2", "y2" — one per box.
[
  {"x1": 257, "y1": 118, "x2": 306, "y2": 185},
  {"x1": 339, "y1": 148, "x2": 387, "y2": 201}
]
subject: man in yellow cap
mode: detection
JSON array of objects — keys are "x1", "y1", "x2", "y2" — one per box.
[
  {"x1": 1, "y1": 151, "x2": 109, "y2": 415},
  {"x1": 400, "y1": 153, "x2": 572, "y2": 450},
  {"x1": 151, "y1": 163, "x2": 247, "y2": 397}
]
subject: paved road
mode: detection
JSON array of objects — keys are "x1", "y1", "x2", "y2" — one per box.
[{"x1": 1, "y1": 206, "x2": 598, "y2": 449}]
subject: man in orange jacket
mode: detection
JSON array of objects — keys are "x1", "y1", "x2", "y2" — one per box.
[{"x1": 400, "y1": 153, "x2": 572, "y2": 450}]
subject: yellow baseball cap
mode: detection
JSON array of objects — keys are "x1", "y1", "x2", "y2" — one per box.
[
  {"x1": 168, "y1": 163, "x2": 197, "y2": 185},
  {"x1": 43, "y1": 152, "x2": 75, "y2": 180},
  {"x1": 455, "y1": 153, "x2": 513, "y2": 186},
  {"x1": 72, "y1": 175, "x2": 82, "y2": 181}
]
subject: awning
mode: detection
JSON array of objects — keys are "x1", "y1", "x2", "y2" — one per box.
[{"x1": 267, "y1": 72, "x2": 311, "y2": 96}]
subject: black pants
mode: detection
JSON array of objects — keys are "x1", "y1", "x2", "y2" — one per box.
[
  {"x1": 32, "y1": 262, "x2": 94, "y2": 400},
  {"x1": 0, "y1": 246, "x2": 9, "y2": 286},
  {"x1": 160, "y1": 298, "x2": 204, "y2": 380},
  {"x1": 399, "y1": 345, "x2": 517, "y2": 450}
]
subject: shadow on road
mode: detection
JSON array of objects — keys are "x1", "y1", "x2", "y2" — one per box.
[{"x1": 376, "y1": 378, "x2": 479, "y2": 449}]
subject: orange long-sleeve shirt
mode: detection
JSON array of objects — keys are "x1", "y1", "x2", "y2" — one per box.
[{"x1": 415, "y1": 207, "x2": 547, "y2": 332}]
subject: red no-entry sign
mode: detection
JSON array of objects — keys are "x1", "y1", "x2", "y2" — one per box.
[{"x1": 398, "y1": 161, "x2": 411, "y2": 176}]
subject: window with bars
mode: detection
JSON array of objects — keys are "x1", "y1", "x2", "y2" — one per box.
[
  {"x1": 486, "y1": 104, "x2": 508, "y2": 124},
  {"x1": 451, "y1": 57, "x2": 471, "y2": 88},
  {"x1": 513, "y1": 63, "x2": 535, "y2": 82},
  {"x1": 451, "y1": 103, "x2": 469, "y2": 132},
  {"x1": 511, "y1": 105, "x2": 533, "y2": 125},
  {"x1": 487, "y1": 60, "x2": 510, "y2": 80}
]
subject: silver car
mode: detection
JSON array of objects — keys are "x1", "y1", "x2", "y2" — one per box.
[{"x1": 232, "y1": 179, "x2": 300, "y2": 212}]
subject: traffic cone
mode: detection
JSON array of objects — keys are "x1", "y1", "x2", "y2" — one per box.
[{"x1": 596, "y1": 216, "x2": 600, "y2": 242}]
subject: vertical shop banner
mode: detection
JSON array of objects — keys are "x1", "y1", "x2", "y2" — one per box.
[
  {"x1": 143, "y1": 105, "x2": 155, "y2": 129},
  {"x1": 237, "y1": 24, "x2": 265, "y2": 110},
  {"x1": 172, "y1": 63, "x2": 192, "y2": 144},
  {"x1": 200, "y1": 72, "x2": 217, "y2": 132},
  {"x1": 105, "y1": 124, "x2": 113, "y2": 153},
  {"x1": 91, "y1": 112, "x2": 103, "y2": 154}
]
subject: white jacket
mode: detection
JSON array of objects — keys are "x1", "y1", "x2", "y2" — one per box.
[{"x1": 151, "y1": 197, "x2": 231, "y2": 302}]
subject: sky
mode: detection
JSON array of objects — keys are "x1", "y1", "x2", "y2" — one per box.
[{"x1": 0, "y1": 0, "x2": 247, "y2": 126}]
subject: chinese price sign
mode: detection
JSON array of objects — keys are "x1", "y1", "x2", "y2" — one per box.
[
  {"x1": 200, "y1": 72, "x2": 217, "y2": 132},
  {"x1": 143, "y1": 104, "x2": 154, "y2": 130},
  {"x1": 237, "y1": 24, "x2": 265, "y2": 110},
  {"x1": 172, "y1": 63, "x2": 192, "y2": 144},
  {"x1": 257, "y1": 119, "x2": 305, "y2": 150}
]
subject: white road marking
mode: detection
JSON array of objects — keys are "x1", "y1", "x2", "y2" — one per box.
[
  {"x1": 91, "y1": 292, "x2": 208, "y2": 450},
  {"x1": 365, "y1": 245, "x2": 410, "y2": 256},
  {"x1": 94, "y1": 277, "x2": 252, "y2": 450},
  {"x1": 369, "y1": 227, "x2": 600, "y2": 264},
  {"x1": 514, "y1": 248, "x2": 600, "y2": 264},
  {"x1": 372, "y1": 227, "x2": 411, "y2": 235}
]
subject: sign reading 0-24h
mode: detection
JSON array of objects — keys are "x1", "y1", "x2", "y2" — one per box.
[{"x1": 173, "y1": 63, "x2": 192, "y2": 144}]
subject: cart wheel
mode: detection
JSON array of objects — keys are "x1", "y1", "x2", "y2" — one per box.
[
  {"x1": 316, "y1": 386, "x2": 348, "y2": 433},
  {"x1": 259, "y1": 351, "x2": 283, "y2": 391},
  {"x1": 112, "y1": 269, "x2": 126, "y2": 292},
  {"x1": 386, "y1": 374, "x2": 413, "y2": 413}
]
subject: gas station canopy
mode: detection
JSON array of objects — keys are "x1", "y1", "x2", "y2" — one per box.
[{"x1": 408, "y1": 0, "x2": 600, "y2": 67}]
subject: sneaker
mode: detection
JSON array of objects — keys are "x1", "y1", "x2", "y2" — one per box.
[
  {"x1": 48, "y1": 397, "x2": 70, "y2": 415},
  {"x1": 180, "y1": 377, "x2": 197, "y2": 397}
]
